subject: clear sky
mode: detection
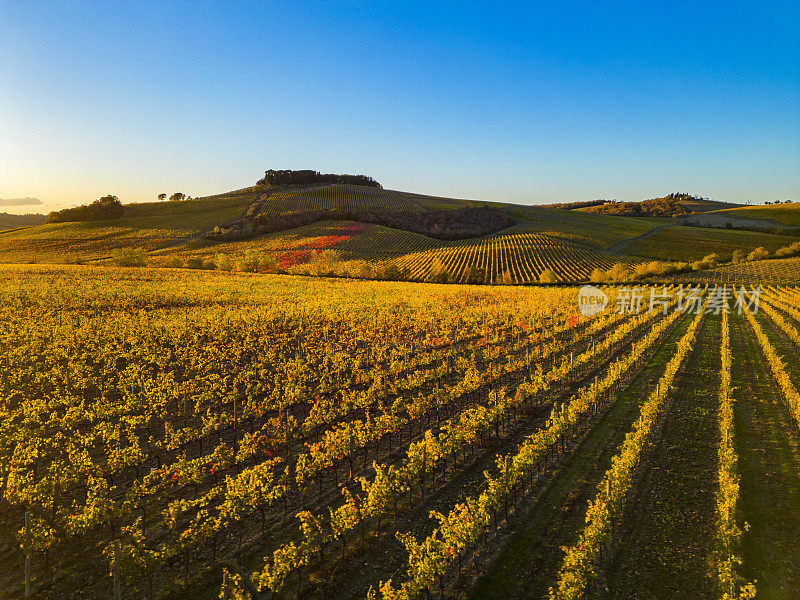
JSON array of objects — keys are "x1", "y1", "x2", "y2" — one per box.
[{"x1": 1, "y1": 0, "x2": 798, "y2": 213}]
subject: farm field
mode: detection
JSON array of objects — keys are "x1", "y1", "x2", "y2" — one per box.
[
  {"x1": 712, "y1": 202, "x2": 800, "y2": 227},
  {"x1": 623, "y1": 225, "x2": 800, "y2": 263},
  {"x1": 671, "y1": 257, "x2": 800, "y2": 286},
  {"x1": 2, "y1": 265, "x2": 799, "y2": 600}
]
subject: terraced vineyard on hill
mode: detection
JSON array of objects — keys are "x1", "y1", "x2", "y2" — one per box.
[
  {"x1": 391, "y1": 227, "x2": 628, "y2": 283},
  {"x1": 2, "y1": 265, "x2": 799, "y2": 600},
  {"x1": 258, "y1": 185, "x2": 430, "y2": 214}
]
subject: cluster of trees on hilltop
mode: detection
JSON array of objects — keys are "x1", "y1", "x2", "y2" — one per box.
[
  {"x1": 585, "y1": 193, "x2": 706, "y2": 217},
  {"x1": 47, "y1": 195, "x2": 125, "y2": 223},
  {"x1": 256, "y1": 169, "x2": 382, "y2": 188},
  {"x1": 208, "y1": 206, "x2": 513, "y2": 242},
  {"x1": 157, "y1": 192, "x2": 192, "y2": 202}
]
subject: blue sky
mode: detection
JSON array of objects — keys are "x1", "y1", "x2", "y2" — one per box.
[{"x1": 1, "y1": 0, "x2": 798, "y2": 213}]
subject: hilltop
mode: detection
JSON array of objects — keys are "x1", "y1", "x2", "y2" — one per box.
[
  {"x1": 1, "y1": 173, "x2": 799, "y2": 284},
  {"x1": 578, "y1": 193, "x2": 742, "y2": 217}
]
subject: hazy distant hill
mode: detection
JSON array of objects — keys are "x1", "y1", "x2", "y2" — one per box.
[{"x1": 0, "y1": 213, "x2": 46, "y2": 230}]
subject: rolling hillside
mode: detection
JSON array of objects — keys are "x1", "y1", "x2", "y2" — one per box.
[
  {"x1": 624, "y1": 225, "x2": 800, "y2": 262},
  {"x1": 0, "y1": 189, "x2": 258, "y2": 263},
  {"x1": 2, "y1": 179, "x2": 799, "y2": 283},
  {"x1": 711, "y1": 202, "x2": 800, "y2": 227}
]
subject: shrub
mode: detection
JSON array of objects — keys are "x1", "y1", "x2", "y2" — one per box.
[
  {"x1": 379, "y1": 264, "x2": 403, "y2": 281},
  {"x1": 434, "y1": 269, "x2": 451, "y2": 284},
  {"x1": 673, "y1": 262, "x2": 690, "y2": 273},
  {"x1": 538, "y1": 269, "x2": 559, "y2": 284},
  {"x1": 691, "y1": 253, "x2": 721, "y2": 271},
  {"x1": 165, "y1": 256, "x2": 183, "y2": 268},
  {"x1": 775, "y1": 241, "x2": 800, "y2": 258},
  {"x1": 234, "y1": 250, "x2": 276, "y2": 273},
  {"x1": 306, "y1": 250, "x2": 340, "y2": 277},
  {"x1": 731, "y1": 249, "x2": 746, "y2": 264},
  {"x1": 589, "y1": 268, "x2": 607, "y2": 283},
  {"x1": 464, "y1": 266, "x2": 486, "y2": 284},
  {"x1": 111, "y1": 248, "x2": 148, "y2": 267},
  {"x1": 606, "y1": 263, "x2": 629, "y2": 282},
  {"x1": 214, "y1": 253, "x2": 232, "y2": 271},
  {"x1": 351, "y1": 261, "x2": 374, "y2": 279},
  {"x1": 630, "y1": 261, "x2": 683, "y2": 280},
  {"x1": 186, "y1": 257, "x2": 204, "y2": 269},
  {"x1": 429, "y1": 259, "x2": 450, "y2": 283},
  {"x1": 747, "y1": 247, "x2": 769, "y2": 262},
  {"x1": 502, "y1": 269, "x2": 515, "y2": 285},
  {"x1": 633, "y1": 262, "x2": 654, "y2": 278}
]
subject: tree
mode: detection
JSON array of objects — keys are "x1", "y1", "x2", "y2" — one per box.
[
  {"x1": 169, "y1": 193, "x2": 186, "y2": 202},
  {"x1": 214, "y1": 253, "x2": 232, "y2": 271},
  {"x1": 46, "y1": 195, "x2": 125, "y2": 223},
  {"x1": 110, "y1": 248, "x2": 147, "y2": 267},
  {"x1": 606, "y1": 263, "x2": 629, "y2": 282},
  {"x1": 158, "y1": 193, "x2": 167, "y2": 202}
]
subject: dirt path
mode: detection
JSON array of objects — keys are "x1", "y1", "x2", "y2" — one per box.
[
  {"x1": 605, "y1": 224, "x2": 673, "y2": 255},
  {"x1": 731, "y1": 313, "x2": 800, "y2": 600},
  {"x1": 466, "y1": 312, "x2": 694, "y2": 600},
  {"x1": 603, "y1": 312, "x2": 719, "y2": 600},
  {"x1": 240, "y1": 190, "x2": 273, "y2": 221}
]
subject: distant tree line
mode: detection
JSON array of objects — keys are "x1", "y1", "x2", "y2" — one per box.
[
  {"x1": 47, "y1": 195, "x2": 125, "y2": 223},
  {"x1": 256, "y1": 169, "x2": 382, "y2": 188},
  {"x1": 550, "y1": 199, "x2": 610, "y2": 210},
  {"x1": 208, "y1": 206, "x2": 513, "y2": 242}
]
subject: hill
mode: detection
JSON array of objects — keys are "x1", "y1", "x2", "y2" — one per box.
[
  {"x1": 2, "y1": 177, "x2": 799, "y2": 283},
  {"x1": 579, "y1": 193, "x2": 741, "y2": 217},
  {"x1": 0, "y1": 212, "x2": 46, "y2": 231},
  {"x1": 711, "y1": 202, "x2": 800, "y2": 227}
]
